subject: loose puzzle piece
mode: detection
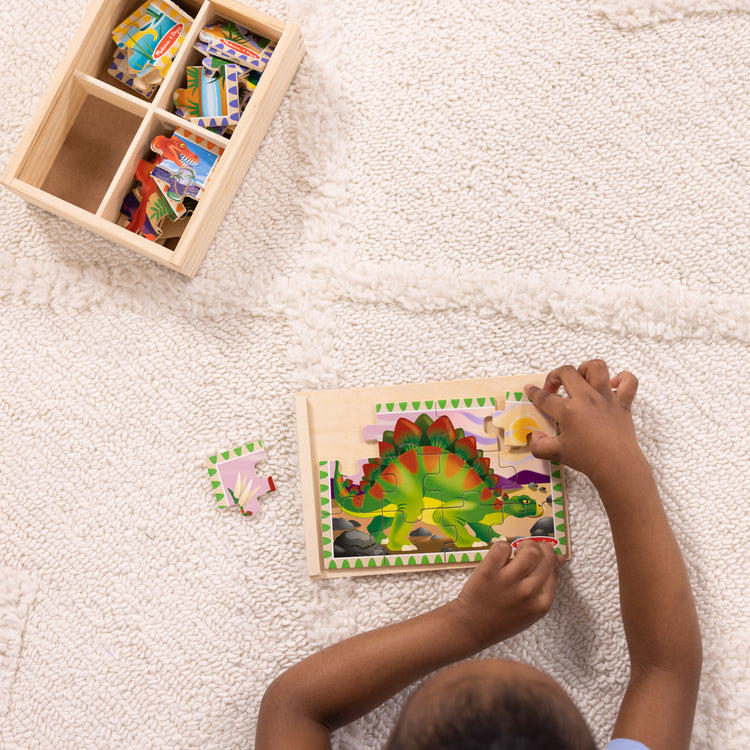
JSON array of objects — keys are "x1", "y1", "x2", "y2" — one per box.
[
  {"x1": 122, "y1": 157, "x2": 181, "y2": 240},
  {"x1": 432, "y1": 397, "x2": 500, "y2": 453},
  {"x1": 319, "y1": 395, "x2": 569, "y2": 573},
  {"x1": 112, "y1": 0, "x2": 192, "y2": 75},
  {"x1": 206, "y1": 440, "x2": 275, "y2": 516},
  {"x1": 169, "y1": 23, "x2": 272, "y2": 135},
  {"x1": 108, "y1": 48, "x2": 160, "y2": 97}
]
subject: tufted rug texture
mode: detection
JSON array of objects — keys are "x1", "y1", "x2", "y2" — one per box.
[{"x1": 1, "y1": 0, "x2": 749, "y2": 747}]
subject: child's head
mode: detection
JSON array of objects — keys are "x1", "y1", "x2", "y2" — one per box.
[{"x1": 384, "y1": 659, "x2": 596, "y2": 750}]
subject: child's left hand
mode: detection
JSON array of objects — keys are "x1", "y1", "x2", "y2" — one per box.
[{"x1": 451, "y1": 540, "x2": 563, "y2": 649}]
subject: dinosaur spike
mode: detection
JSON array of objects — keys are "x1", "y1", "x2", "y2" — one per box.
[
  {"x1": 379, "y1": 441, "x2": 397, "y2": 459},
  {"x1": 414, "y1": 413, "x2": 434, "y2": 440},
  {"x1": 426, "y1": 415, "x2": 456, "y2": 450},
  {"x1": 362, "y1": 462, "x2": 379, "y2": 482},
  {"x1": 393, "y1": 418, "x2": 423, "y2": 450},
  {"x1": 453, "y1": 435, "x2": 477, "y2": 462}
]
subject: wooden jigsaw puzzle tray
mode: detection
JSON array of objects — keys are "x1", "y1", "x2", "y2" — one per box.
[
  {"x1": 2, "y1": 0, "x2": 304, "y2": 277},
  {"x1": 296, "y1": 376, "x2": 571, "y2": 579}
]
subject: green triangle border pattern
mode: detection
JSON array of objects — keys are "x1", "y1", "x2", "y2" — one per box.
[
  {"x1": 375, "y1": 400, "x2": 436, "y2": 414},
  {"x1": 374, "y1": 396, "x2": 497, "y2": 416},
  {"x1": 506, "y1": 390, "x2": 531, "y2": 404},
  {"x1": 548, "y1": 460, "x2": 568, "y2": 557}
]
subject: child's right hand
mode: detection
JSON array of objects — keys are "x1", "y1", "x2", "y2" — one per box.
[
  {"x1": 451, "y1": 539, "x2": 563, "y2": 649},
  {"x1": 523, "y1": 359, "x2": 644, "y2": 490}
]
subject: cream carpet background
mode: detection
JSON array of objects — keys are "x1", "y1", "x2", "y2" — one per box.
[{"x1": 1, "y1": 0, "x2": 749, "y2": 747}]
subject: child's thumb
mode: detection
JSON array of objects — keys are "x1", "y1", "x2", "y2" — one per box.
[{"x1": 528, "y1": 431, "x2": 561, "y2": 462}]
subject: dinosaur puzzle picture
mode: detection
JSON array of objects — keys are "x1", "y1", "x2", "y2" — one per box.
[{"x1": 297, "y1": 380, "x2": 569, "y2": 577}]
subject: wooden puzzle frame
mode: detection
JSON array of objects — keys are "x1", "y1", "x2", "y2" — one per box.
[
  {"x1": 2, "y1": 0, "x2": 304, "y2": 277},
  {"x1": 296, "y1": 376, "x2": 571, "y2": 579}
]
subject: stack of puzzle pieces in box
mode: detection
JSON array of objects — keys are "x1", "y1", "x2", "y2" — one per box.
[
  {"x1": 119, "y1": 128, "x2": 224, "y2": 240},
  {"x1": 173, "y1": 21, "x2": 276, "y2": 135},
  {"x1": 109, "y1": 0, "x2": 193, "y2": 98}
]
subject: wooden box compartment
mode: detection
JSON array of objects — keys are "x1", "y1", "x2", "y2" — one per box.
[{"x1": 2, "y1": 0, "x2": 304, "y2": 276}]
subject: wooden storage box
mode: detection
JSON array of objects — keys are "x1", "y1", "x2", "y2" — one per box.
[{"x1": 1, "y1": 0, "x2": 304, "y2": 277}]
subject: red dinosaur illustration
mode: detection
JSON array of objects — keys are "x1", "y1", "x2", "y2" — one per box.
[{"x1": 126, "y1": 135, "x2": 199, "y2": 238}]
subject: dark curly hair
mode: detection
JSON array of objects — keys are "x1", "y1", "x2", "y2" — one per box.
[{"x1": 384, "y1": 664, "x2": 596, "y2": 750}]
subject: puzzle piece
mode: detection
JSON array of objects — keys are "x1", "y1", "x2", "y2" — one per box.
[
  {"x1": 199, "y1": 22, "x2": 276, "y2": 72},
  {"x1": 168, "y1": 23, "x2": 272, "y2": 135},
  {"x1": 119, "y1": 180, "x2": 163, "y2": 239},
  {"x1": 493, "y1": 391, "x2": 555, "y2": 449},
  {"x1": 174, "y1": 64, "x2": 244, "y2": 130},
  {"x1": 113, "y1": 0, "x2": 192, "y2": 77},
  {"x1": 206, "y1": 440, "x2": 275, "y2": 516},
  {"x1": 121, "y1": 129, "x2": 223, "y2": 239},
  {"x1": 432, "y1": 397, "x2": 500, "y2": 454},
  {"x1": 122, "y1": 158, "x2": 178, "y2": 239},
  {"x1": 239, "y1": 72, "x2": 260, "y2": 106},
  {"x1": 108, "y1": 48, "x2": 161, "y2": 98},
  {"x1": 159, "y1": 127, "x2": 222, "y2": 195},
  {"x1": 362, "y1": 401, "x2": 437, "y2": 443},
  {"x1": 421, "y1": 451, "x2": 467, "y2": 511}
]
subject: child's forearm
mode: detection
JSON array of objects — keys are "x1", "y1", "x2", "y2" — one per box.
[
  {"x1": 594, "y1": 451, "x2": 701, "y2": 674},
  {"x1": 594, "y1": 450, "x2": 702, "y2": 749},
  {"x1": 256, "y1": 600, "x2": 484, "y2": 748},
  {"x1": 525, "y1": 361, "x2": 702, "y2": 748},
  {"x1": 257, "y1": 540, "x2": 561, "y2": 749}
]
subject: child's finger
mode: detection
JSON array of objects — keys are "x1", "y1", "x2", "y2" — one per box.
[
  {"x1": 612, "y1": 370, "x2": 639, "y2": 408},
  {"x1": 534, "y1": 553, "x2": 563, "y2": 605},
  {"x1": 508, "y1": 539, "x2": 556, "y2": 579},
  {"x1": 527, "y1": 431, "x2": 562, "y2": 463},
  {"x1": 540, "y1": 364, "x2": 589, "y2": 398},
  {"x1": 577, "y1": 359, "x2": 612, "y2": 393},
  {"x1": 524, "y1": 384, "x2": 564, "y2": 420},
  {"x1": 518, "y1": 542, "x2": 562, "y2": 593},
  {"x1": 482, "y1": 539, "x2": 513, "y2": 569}
]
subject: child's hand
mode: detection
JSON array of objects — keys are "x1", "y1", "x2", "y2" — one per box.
[
  {"x1": 523, "y1": 359, "x2": 643, "y2": 489},
  {"x1": 452, "y1": 539, "x2": 563, "y2": 648}
]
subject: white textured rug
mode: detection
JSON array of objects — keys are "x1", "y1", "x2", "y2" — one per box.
[
  {"x1": 1, "y1": 0, "x2": 749, "y2": 748},
  {"x1": 0, "y1": 568, "x2": 38, "y2": 717}
]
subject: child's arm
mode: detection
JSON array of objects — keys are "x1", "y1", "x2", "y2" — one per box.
[
  {"x1": 525, "y1": 360, "x2": 702, "y2": 750},
  {"x1": 256, "y1": 539, "x2": 562, "y2": 749}
]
